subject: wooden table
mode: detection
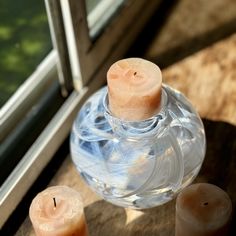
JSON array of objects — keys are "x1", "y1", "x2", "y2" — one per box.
[{"x1": 16, "y1": 34, "x2": 236, "y2": 236}]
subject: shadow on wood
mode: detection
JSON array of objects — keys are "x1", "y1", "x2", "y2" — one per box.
[{"x1": 84, "y1": 119, "x2": 236, "y2": 236}]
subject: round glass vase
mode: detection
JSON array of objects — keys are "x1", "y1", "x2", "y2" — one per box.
[{"x1": 70, "y1": 84, "x2": 206, "y2": 209}]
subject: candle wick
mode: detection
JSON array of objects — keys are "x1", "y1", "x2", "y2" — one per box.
[{"x1": 53, "y1": 197, "x2": 56, "y2": 208}]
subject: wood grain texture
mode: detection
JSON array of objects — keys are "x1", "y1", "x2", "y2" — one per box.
[
  {"x1": 16, "y1": 34, "x2": 236, "y2": 236},
  {"x1": 145, "y1": 0, "x2": 236, "y2": 67},
  {"x1": 162, "y1": 34, "x2": 236, "y2": 125}
]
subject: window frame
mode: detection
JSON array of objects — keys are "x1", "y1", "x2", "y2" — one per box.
[
  {"x1": 0, "y1": 51, "x2": 57, "y2": 141},
  {"x1": 60, "y1": 0, "x2": 162, "y2": 88},
  {"x1": 0, "y1": 0, "x2": 162, "y2": 228}
]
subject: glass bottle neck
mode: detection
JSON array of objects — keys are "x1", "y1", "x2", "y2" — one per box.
[{"x1": 103, "y1": 86, "x2": 168, "y2": 138}]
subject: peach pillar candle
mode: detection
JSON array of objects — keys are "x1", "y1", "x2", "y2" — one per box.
[
  {"x1": 175, "y1": 183, "x2": 232, "y2": 236},
  {"x1": 107, "y1": 58, "x2": 162, "y2": 121},
  {"x1": 29, "y1": 186, "x2": 89, "y2": 236}
]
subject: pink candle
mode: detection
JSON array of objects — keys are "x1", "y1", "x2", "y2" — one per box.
[
  {"x1": 107, "y1": 58, "x2": 162, "y2": 121},
  {"x1": 29, "y1": 186, "x2": 89, "y2": 236},
  {"x1": 175, "y1": 183, "x2": 232, "y2": 236}
]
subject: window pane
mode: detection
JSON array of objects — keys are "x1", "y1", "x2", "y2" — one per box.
[
  {"x1": 0, "y1": 0, "x2": 52, "y2": 108},
  {"x1": 86, "y1": 0, "x2": 102, "y2": 13},
  {"x1": 86, "y1": 0, "x2": 125, "y2": 38}
]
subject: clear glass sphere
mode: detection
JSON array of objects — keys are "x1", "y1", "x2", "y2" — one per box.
[{"x1": 70, "y1": 85, "x2": 206, "y2": 209}]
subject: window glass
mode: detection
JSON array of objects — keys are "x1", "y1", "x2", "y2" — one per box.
[
  {"x1": 0, "y1": 0, "x2": 52, "y2": 108},
  {"x1": 86, "y1": 0, "x2": 102, "y2": 13},
  {"x1": 86, "y1": 0, "x2": 125, "y2": 38}
]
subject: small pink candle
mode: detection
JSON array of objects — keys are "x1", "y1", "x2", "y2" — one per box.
[
  {"x1": 29, "y1": 186, "x2": 89, "y2": 236},
  {"x1": 107, "y1": 58, "x2": 162, "y2": 121},
  {"x1": 175, "y1": 183, "x2": 232, "y2": 236}
]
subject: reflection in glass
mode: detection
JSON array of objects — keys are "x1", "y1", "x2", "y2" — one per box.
[
  {"x1": 86, "y1": 0, "x2": 125, "y2": 38},
  {"x1": 86, "y1": 0, "x2": 102, "y2": 13}
]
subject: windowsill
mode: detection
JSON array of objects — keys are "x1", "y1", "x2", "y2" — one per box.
[{"x1": 15, "y1": 33, "x2": 236, "y2": 236}]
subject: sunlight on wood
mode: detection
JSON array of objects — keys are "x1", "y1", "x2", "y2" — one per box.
[{"x1": 125, "y1": 208, "x2": 144, "y2": 225}]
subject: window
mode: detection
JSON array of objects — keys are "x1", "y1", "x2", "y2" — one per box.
[
  {"x1": 60, "y1": 0, "x2": 161, "y2": 87},
  {"x1": 87, "y1": 0, "x2": 125, "y2": 38},
  {"x1": 0, "y1": 0, "x2": 162, "y2": 228},
  {"x1": 0, "y1": 0, "x2": 52, "y2": 107}
]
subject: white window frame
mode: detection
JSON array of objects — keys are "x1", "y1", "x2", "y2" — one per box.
[
  {"x1": 0, "y1": 51, "x2": 57, "y2": 142},
  {"x1": 0, "y1": 0, "x2": 162, "y2": 228},
  {"x1": 60, "y1": 0, "x2": 162, "y2": 88}
]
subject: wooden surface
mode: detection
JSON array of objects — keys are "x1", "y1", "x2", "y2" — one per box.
[
  {"x1": 144, "y1": 0, "x2": 236, "y2": 68},
  {"x1": 16, "y1": 33, "x2": 236, "y2": 236}
]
